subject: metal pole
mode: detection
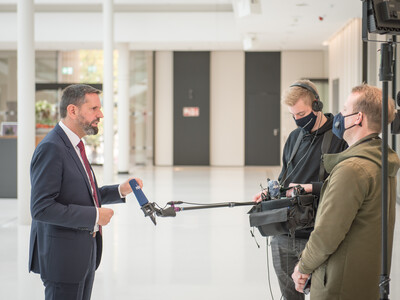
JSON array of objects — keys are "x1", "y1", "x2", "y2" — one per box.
[
  {"x1": 392, "y1": 35, "x2": 397, "y2": 151},
  {"x1": 379, "y1": 42, "x2": 392, "y2": 300},
  {"x1": 17, "y1": 0, "x2": 35, "y2": 225},
  {"x1": 103, "y1": 0, "x2": 114, "y2": 183},
  {"x1": 175, "y1": 201, "x2": 255, "y2": 211},
  {"x1": 117, "y1": 43, "x2": 130, "y2": 174}
]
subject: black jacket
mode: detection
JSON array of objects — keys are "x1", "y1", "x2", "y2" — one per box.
[{"x1": 278, "y1": 113, "x2": 348, "y2": 238}]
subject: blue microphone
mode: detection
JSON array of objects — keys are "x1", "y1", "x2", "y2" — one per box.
[
  {"x1": 130, "y1": 179, "x2": 148, "y2": 206},
  {"x1": 129, "y1": 179, "x2": 157, "y2": 225}
]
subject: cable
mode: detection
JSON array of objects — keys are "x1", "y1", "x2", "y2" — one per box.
[
  {"x1": 153, "y1": 202, "x2": 168, "y2": 210},
  {"x1": 284, "y1": 234, "x2": 291, "y2": 299},
  {"x1": 250, "y1": 228, "x2": 260, "y2": 248},
  {"x1": 266, "y1": 237, "x2": 275, "y2": 300}
]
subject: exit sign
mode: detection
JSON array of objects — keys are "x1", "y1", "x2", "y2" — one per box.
[{"x1": 183, "y1": 107, "x2": 200, "y2": 117}]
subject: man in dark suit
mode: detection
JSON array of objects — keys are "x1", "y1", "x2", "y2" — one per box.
[{"x1": 29, "y1": 84, "x2": 143, "y2": 300}]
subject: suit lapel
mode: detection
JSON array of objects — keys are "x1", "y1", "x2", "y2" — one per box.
[{"x1": 54, "y1": 125, "x2": 93, "y2": 198}]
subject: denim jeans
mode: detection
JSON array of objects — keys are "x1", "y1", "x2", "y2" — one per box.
[{"x1": 270, "y1": 235, "x2": 308, "y2": 300}]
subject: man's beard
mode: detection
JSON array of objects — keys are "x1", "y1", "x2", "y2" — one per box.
[{"x1": 78, "y1": 116, "x2": 99, "y2": 135}]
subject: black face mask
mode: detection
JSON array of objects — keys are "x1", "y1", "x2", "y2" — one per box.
[{"x1": 294, "y1": 111, "x2": 317, "y2": 132}]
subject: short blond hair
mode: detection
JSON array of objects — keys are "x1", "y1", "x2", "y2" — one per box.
[
  {"x1": 283, "y1": 79, "x2": 319, "y2": 107},
  {"x1": 351, "y1": 84, "x2": 395, "y2": 133}
]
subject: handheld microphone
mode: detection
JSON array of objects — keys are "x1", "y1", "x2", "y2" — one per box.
[{"x1": 129, "y1": 179, "x2": 157, "y2": 225}]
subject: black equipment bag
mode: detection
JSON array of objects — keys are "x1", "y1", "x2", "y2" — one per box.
[{"x1": 248, "y1": 194, "x2": 316, "y2": 237}]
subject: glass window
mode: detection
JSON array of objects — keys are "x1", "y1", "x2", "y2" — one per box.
[
  {"x1": 130, "y1": 51, "x2": 153, "y2": 165},
  {"x1": 0, "y1": 52, "x2": 17, "y2": 129}
]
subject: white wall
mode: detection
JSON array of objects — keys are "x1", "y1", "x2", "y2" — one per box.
[
  {"x1": 154, "y1": 51, "x2": 173, "y2": 166},
  {"x1": 328, "y1": 18, "x2": 362, "y2": 113},
  {"x1": 367, "y1": 34, "x2": 380, "y2": 87},
  {"x1": 210, "y1": 51, "x2": 244, "y2": 166},
  {"x1": 154, "y1": 50, "x2": 327, "y2": 166},
  {"x1": 280, "y1": 51, "x2": 328, "y2": 149},
  {"x1": 0, "y1": 12, "x2": 240, "y2": 50}
]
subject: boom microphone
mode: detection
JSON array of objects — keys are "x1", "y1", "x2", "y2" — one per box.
[
  {"x1": 157, "y1": 207, "x2": 177, "y2": 217},
  {"x1": 129, "y1": 179, "x2": 157, "y2": 225}
]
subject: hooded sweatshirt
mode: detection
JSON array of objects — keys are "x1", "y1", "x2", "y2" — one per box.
[
  {"x1": 279, "y1": 113, "x2": 347, "y2": 195},
  {"x1": 278, "y1": 113, "x2": 347, "y2": 238},
  {"x1": 298, "y1": 133, "x2": 400, "y2": 300}
]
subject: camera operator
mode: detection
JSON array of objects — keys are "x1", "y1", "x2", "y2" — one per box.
[
  {"x1": 253, "y1": 80, "x2": 347, "y2": 300},
  {"x1": 292, "y1": 84, "x2": 400, "y2": 299}
]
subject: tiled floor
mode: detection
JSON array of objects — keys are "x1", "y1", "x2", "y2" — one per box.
[{"x1": 1, "y1": 165, "x2": 399, "y2": 299}]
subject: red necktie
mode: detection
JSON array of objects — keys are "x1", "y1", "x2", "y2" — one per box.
[
  {"x1": 77, "y1": 140, "x2": 101, "y2": 235},
  {"x1": 77, "y1": 140, "x2": 100, "y2": 207}
]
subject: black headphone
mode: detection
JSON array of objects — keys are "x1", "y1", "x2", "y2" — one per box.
[{"x1": 290, "y1": 83, "x2": 324, "y2": 112}]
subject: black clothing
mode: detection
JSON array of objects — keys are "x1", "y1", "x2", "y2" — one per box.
[{"x1": 278, "y1": 113, "x2": 347, "y2": 238}]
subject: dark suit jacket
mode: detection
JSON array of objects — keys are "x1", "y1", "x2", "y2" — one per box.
[{"x1": 29, "y1": 124, "x2": 125, "y2": 283}]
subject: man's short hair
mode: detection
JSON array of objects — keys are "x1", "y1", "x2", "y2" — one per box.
[
  {"x1": 59, "y1": 84, "x2": 101, "y2": 118},
  {"x1": 351, "y1": 84, "x2": 395, "y2": 133},
  {"x1": 282, "y1": 79, "x2": 319, "y2": 107}
]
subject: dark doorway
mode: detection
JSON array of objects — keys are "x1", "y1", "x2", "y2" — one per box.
[
  {"x1": 173, "y1": 52, "x2": 210, "y2": 165},
  {"x1": 245, "y1": 52, "x2": 281, "y2": 165}
]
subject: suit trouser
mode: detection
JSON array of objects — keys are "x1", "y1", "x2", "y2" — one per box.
[
  {"x1": 271, "y1": 235, "x2": 308, "y2": 300},
  {"x1": 43, "y1": 237, "x2": 97, "y2": 300}
]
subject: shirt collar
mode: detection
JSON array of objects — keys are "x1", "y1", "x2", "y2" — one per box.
[{"x1": 59, "y1": 120, "x2": 81, "y2": 148}]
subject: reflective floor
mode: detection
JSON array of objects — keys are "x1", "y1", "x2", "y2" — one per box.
[{"x1": 1, "y1": 165, "x2": 400, "y2": 300}]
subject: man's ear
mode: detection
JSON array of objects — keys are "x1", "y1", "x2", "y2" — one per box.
[
  {"x1": 355, "y1": 112, "x2": 363, "y2": 126},
  {"x1": 66, "y1": 104, "x2": 78, "y2": 119}
]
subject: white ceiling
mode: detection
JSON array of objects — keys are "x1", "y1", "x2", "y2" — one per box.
[
  {"x1": 233, "y1": 0, "x2": 362, "y2": 50},
  {"x1": 0, "y1": 0, "x2": 363, "y2": 51}
]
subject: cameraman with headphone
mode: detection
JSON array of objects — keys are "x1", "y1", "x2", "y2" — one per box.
[{"x1": 253, "y1": 80, "x2": 347, "y2": 300}]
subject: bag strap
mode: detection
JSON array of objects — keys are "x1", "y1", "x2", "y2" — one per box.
[
  {"x1": 281, "y1": 130, "x2": 304, "y2": 184},
  {"x1": 289, "y1": 130, "x2": 304, "y2": 165},
  {"x1": 319, "y1": 129, "x2": 333, "y2": 181}
]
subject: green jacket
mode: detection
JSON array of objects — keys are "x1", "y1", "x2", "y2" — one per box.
[{"x1": 298, "y1": 133, "x2": 400, "y2": 300}]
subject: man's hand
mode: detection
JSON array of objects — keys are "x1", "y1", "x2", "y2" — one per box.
[
  {"x1": 252, "y1": 191, "x2": 267, "y2": 203},
  {"x1": 292, "y1": 263, "x2": 310, "y2": 293},
  {"x1": 286, "y1": 183, "x2": 312, "y2": 197},
  {"x1": 120, "y1": 177, "x2": 144, "y2": 197},
  {"x1": 98, "y1": 207, "x2": 114, "y2": 226}
]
